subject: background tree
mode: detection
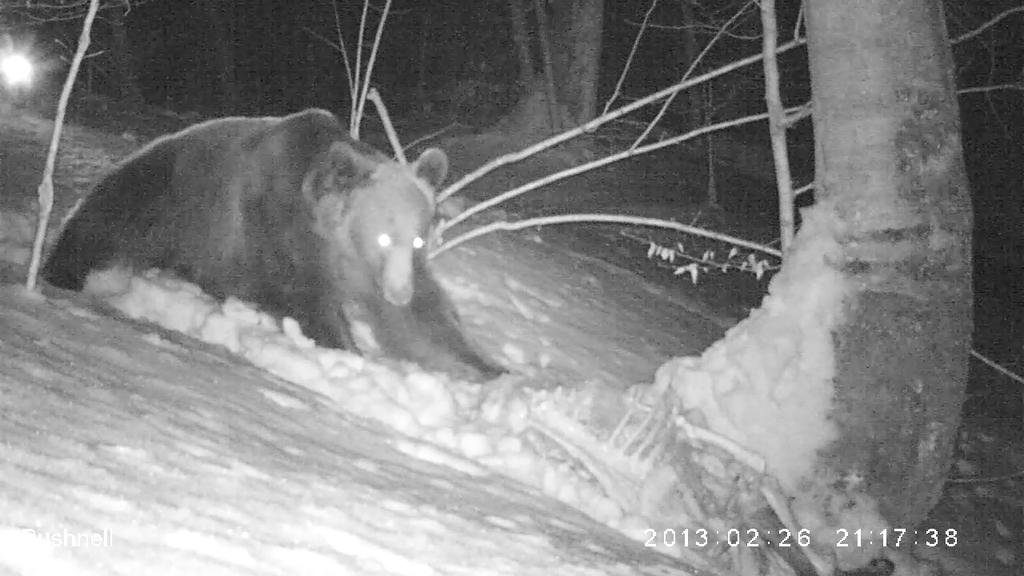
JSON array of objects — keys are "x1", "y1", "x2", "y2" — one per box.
[
  {"x1": 105, "y1": 4, "x2": 143, "y2": 106},
  {"x1": 502, "y1": 0, "x2": 604, "y2": 136},
  {"x1": 201, "y1": 0, "x2": 238, "y2": 110}
]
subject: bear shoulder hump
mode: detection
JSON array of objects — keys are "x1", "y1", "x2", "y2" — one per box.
[{"x1": 282, "y1": 109, "x2": 343, "y2": 134}]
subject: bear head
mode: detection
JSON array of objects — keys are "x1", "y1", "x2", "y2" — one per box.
[{"x1": 303, "y1": 142, "x2": 448, "y2": 307}]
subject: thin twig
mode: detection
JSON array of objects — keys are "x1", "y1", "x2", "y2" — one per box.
[
  {"x1": 633, "y1": 0, "x2": 755, "y2": 148},
  {"x1": 26, "y1": 0, "x2": 100, "y2": 291},
  {"x1": 329, "y1": 1, "x2": 355, "y2": 98},
  {"x1": 947, "y1": 468, "x2": 1024, "y2": 484},
  {"x1": 404, "y1": 123, "x2": 460, "y2": 152},
  {"x1": 970, "y1": 350, "x2": 1024, "y2": 385},
  {"x1": 958, "y1": 83, "x2": 1024, "y2": 95},
  {"x1": 601, "y1": 0, "x2": 660, "y2": 116},
  {"x1": 367, "y1": 88, "x2": 405, "y2": 164},
  {"x1": 793, "y1": 182, "x2": 815, "y2": 198},
  {"x1": 951, "y1": 6, "x2": 1024, "y2": 45},
  {"x1": 350, "y1": 0, "x2": 371, "y2": 136},
  {"x1": 301, "y1": 25, "x2": 340, "y2": 52},
  {"x1": 354, "y1": 0, "x2": 392, "y2": 139}
]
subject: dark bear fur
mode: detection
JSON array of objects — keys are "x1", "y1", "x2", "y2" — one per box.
[{"x1": 44, "y1": 108, "x2": 504, "y2": 380}]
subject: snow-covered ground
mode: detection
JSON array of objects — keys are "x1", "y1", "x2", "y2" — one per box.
[{"x1": 0, "y1": 284, "x2": 711, "y2": 576}]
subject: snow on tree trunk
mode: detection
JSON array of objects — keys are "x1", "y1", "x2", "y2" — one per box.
[
  {"x1": 805, "y1": 0, "x2": 972, "y2": 529},
  {"x1": 653, "y1": 0, "x2": 971, "y2": 565}
]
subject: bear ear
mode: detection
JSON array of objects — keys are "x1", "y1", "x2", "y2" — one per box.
[
  {"x1": 303, "y1": 141, "x2": 377, "y2": 204},
  {"x1": 412, "y1": 148, "x2": 448, "y2": 190}
]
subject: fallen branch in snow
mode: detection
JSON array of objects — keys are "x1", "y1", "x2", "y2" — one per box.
[
  {"x1": 761, "y1": 481, "x2": 832, "y2": 576},
  {"x1": 516, "y1": 377, "x2": 833, "y2": 576}
]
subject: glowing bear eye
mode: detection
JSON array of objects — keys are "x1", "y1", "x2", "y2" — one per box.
[
  {"x1": 377, "y1": 233, "x2": 392, "y2": 248},
  {"x1": 413, "y1": 237, "x2": 425, "y2": 249}
]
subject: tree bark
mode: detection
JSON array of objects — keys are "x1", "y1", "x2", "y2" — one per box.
[
  {"x1": 677, "y1": 0, "x2": 702, "y2": 130},
  {"x1": 499, "y1": 0, "x2": 603, "y2": 134},
  {"x1": 806, "y1": 0, "x2": 972, "y2": 528},
  {"x1": 653, "y1": 2, "x2": 972, "y2": 568},
  {"x1": 565, "y1": 0, "x2": 603, "y2": 123},
  {"x1": 532, "y1": 0, "x2": 561, "y2": 131}
]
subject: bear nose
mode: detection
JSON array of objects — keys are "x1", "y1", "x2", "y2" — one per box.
[{"x1": 384, "y1": 281, "x2": 413, "y2": 307}]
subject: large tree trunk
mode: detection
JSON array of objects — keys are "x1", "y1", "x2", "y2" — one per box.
[
  {"x1": 806, "y1": 0, "x2": 972, "y2": 528},
  {"x1": 499, "y1": 0, "x2": 603, "y2": 136},
  {"x1": 653, "y1": 0, "x2": 971, "y2": 569},
  {"x1": 562, "y1": 0, "x2": 603, "y2": 123},
  {"x1": 677, "y1": 0, "x2": 703, "y2": 130},
  {"x1": 506, "y1": 0, "x2": 535, "y2": 91}
]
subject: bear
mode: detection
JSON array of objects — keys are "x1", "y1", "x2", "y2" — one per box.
[{"x1": 43, "y1": 108, "x2": 505, "y2": 381}]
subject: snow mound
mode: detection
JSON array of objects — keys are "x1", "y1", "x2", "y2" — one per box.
[{"x1": 80, "y1": 267, "x2": 640, "y2": 535}]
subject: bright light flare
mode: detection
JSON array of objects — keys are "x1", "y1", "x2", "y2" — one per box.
[{"x1": 1, "y1": 52, "x2": 34, "y2": 89}]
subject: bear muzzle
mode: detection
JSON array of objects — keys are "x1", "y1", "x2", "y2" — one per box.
[{"x1": 381, "y1": 251, "x2": 415, "y2": 307}]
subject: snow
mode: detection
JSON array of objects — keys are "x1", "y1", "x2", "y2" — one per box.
[
  {"x1": 0, "y1": 283, "x2": 703, "y2": 575},
  {"x1": 76, "y1": 266, "x2": 669, "y2": 533},
  {"x1": 655, "y1": 205, "x2": 845, "y2": 495},
  {"x1": 648, "y1": 203, "x2": 919, "y2": 572}
]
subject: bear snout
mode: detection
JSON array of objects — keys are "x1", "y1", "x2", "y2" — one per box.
[{"x1": 381, "y1": 252, "x2": 415, "y2": 307}]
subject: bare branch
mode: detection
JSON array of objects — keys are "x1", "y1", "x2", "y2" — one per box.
[
  {"x1": 438, "y1": 109, "x2": 804, "y2": 238},
  {"x1": 760, "y1": 0, "x2": 795, "y2": 253},
  {"x1": 367, "y1": 88, "x2": 405, "y2": 164},
  {"x1": 958, "y1": 82, "x2": 1024, "y2": 95},
  {"x1": 951, "y1": 6, "x2": 1024, "y2": 45},
  {"x1": 26, "y1": 0, "x2": 101, "y2": 291},
  {"x1": 353, "y1": 0, "x2": 392, "y2": 140},
  {"x1": 330, "y1": 0, "x2": 355, "y2": 95},
  {"x1": 434, "y1": 212, "x2": 781, "y2": 260},
  {"x1": 437, "y1": 37, "x2": 807, "y2": 204},
  {"x1": 602, "y1": 0, "x2": 660, "y2": 116},
  {"x1": 633, "y1": 0, "x2": 756, "y2": 148}
]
